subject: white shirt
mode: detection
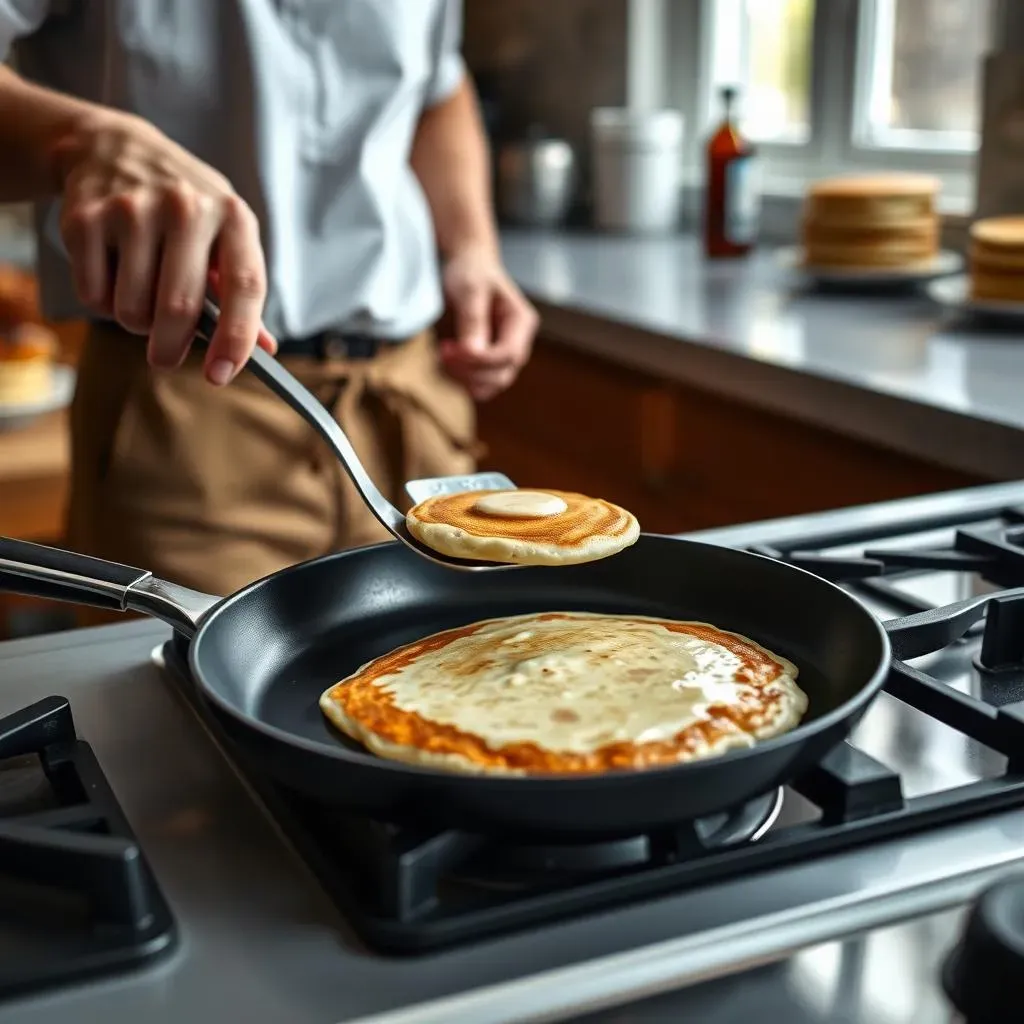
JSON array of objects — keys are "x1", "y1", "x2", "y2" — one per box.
[{"x1": 0, "y1": 0, "x2": 465, "y2": 341}]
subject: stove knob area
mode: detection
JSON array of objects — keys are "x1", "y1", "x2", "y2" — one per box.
[{"x1": 942, "y1": 874, "x2": 1024, "y2": 1023}]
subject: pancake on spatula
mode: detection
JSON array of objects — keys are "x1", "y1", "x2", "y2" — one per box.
[{"x1": 405, "y1": 488, "x2": 640, "y2": 566}]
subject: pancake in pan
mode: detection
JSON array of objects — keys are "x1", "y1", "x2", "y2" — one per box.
[
  {"x1": 319, "y1": 611, "x2": 808, "y2": 776},
  {"x1": 406, "y1": 488, "x2": 640, "y2": 566}
]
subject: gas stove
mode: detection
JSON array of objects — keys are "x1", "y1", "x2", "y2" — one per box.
[{"x1": 4, "y1": 481, "x2": 1024, "y2": 1022}]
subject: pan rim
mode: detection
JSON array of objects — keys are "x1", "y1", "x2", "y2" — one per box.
[{"x1": 187, "y1": 535, "x2": 892, "y2": 787}]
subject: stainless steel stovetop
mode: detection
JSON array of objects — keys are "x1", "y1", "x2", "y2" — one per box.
[{"x1": 3, "y1": 481, "x2": 1024, "y2": 1023}]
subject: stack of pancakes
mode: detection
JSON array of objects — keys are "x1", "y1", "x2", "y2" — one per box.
[
  {"x1": 800, "y1": 173, "x2": 941, "y2": 270},
  {"x1": 968, "y1": 216, "x2": 1024, "y2": 304},
  {"x1": 0, "y1": 266, "x2": 56, "y2": 405}
]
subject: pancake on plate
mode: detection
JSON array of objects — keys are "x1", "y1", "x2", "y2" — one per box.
[
  {"x1": 0, "y1": 267, "x2": 55, "y2": 406},
  {"x1": 0, "y1": 324, "x2": 57, "y2": 405},
  {"x1": 405, "y1": 488, "x2": 640, "y2": 565},
  {"x1": 800, "y1": 172, "x2": 941, "y2": 269},
  {"x1": 968, "y1": 216, "x2": 1024, "y2": 303},
  {"x1": 319, "y1": 611, "x2": 808, "y2": 776}
]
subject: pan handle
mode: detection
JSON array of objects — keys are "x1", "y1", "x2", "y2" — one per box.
[
  {"x1": 883, "y1": 585, "x2": 1024, "y2": 661},
  {"x1": 0, "y1": 537, "x2": 218, "y2": 637}
]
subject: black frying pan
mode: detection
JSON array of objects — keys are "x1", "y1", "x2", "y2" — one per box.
[{"x1": 0, "y1": 531, "x2": 981, "y2": 839}]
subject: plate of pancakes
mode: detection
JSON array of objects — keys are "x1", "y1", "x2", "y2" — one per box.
[
  {"x1": 781, "y1": 171, "x2": 962, "y2": 286},
  {"x1": 926, "y1": 216, "x2": 1024, "y2": 320},
  {"x1": 778, "y1": 246, "x2": 963, "y2": 287}
]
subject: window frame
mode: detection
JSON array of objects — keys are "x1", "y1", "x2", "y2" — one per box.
[
  {"x1": 647, "y1": 0, "x2": 1012, "y2": 213},
  {"x1": 847, "y1": 0, "x2": 993, "y2": 162}
]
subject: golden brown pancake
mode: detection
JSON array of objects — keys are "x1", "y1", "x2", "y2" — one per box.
[
  {"x1": 319, "y1": 612, "x2": 808, "y2": 775},
  {"x1": 969, "y1": 216, "x2": 1024, "y2": 303},
  {"x1": 406, "y1": 488, "x2": 640, "y2": 566},
  {"x1": 0, "y1": 324, "x2": 56, "y2": 405},
  {"x1": 800, "y1": 173, "x2": 941, "y2": 270},
  {"x1": 802, "y1": 219, "x2": 939, "y2": 269}
]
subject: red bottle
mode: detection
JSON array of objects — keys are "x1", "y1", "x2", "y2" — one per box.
[{"x1": 703, "y1": 85, "x2": 760, "y2": 258}]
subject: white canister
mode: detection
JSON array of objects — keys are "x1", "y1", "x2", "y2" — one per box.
[{"x1": 590, "y1": 108, "x2": 685, "y2": 234}]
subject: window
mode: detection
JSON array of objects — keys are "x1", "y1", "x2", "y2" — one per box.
[
  {"x1": 854, "y1": 0, "x2": 990, "y2": 152},
  {"x1": 706, "y1": 0, "x2": 815, "y2": 145},
  {"x1": 659, "y1": 0, "x2": 1000, "y2": 208}
]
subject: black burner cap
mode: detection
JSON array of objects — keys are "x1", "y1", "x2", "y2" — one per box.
[{"x1": 942, "y1": 875, "x2": 1024, "y2": 1023}]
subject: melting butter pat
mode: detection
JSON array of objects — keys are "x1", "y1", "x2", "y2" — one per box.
[{"x1": 473, "y1": 490, "x2": 568, "y2": 518}]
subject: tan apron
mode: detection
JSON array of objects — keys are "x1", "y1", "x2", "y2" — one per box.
[{"x1": 66, "y1": 322, "x2": 478, "y2": 619}]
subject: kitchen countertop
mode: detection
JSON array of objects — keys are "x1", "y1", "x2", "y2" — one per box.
[
  {"x1": 500, "y1": 230, "x2": 1024, "y2": 480},
  {"x1": 3, "y1": 226, "x2": 1020, "y2": 480}
]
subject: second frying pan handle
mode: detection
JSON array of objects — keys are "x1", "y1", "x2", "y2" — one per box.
[
  {"x1": 883, "y1": 585, "x2": 1024, "y2": 661},
  {"x1": 0, "y1": 536, "x2": 218, "y2": 636}
]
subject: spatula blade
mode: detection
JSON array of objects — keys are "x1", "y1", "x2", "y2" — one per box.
[{"x1": 405, "y1": 472, "x2": 516, "y2": 506}]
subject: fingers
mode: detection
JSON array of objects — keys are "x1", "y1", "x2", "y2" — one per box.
[
  {"x1": 465, "y1": 364, "x2": 518, "y2": 401},
  {"x1": 450, "y1": 277, "x2": 493, "y2": 359},
  {"x1": 208, "y1": 267, "x2": 278, "y2": 357},
  {"x1": 60, "y1": 197, "x2": 109, "y2": 313},
  {"x1": 441, "y1": 351, "x2": 517, "y2": 401},
  {"x1": 110, "y1": 191, "x2": 160, "y2": 335},
  {"x1": 489, "y1": 284, "x2": 538, "y2": 365},
  {"x1": 55, "y1": 115, "x2": 269, "y2": 382},
  {"x1": 204, "y1": 198, "x2": 267, "y2": 385},
  {"x1": 148, "y1": 188, "x2": 219, "y2": 369},
  {"x1": 441, "y1": 274, "x2": 537, "y2": 400},
  {"x1": 256, "y1": 326, "x2": 279, "y2": 356}
]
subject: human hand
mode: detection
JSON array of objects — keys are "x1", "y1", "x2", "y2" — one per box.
[
  {"x1": 438, "y1": 248, "x2": 538, "y2": 401},
  {"x1": 53, "y1": 109, "x2": 275, "y2": 386}
]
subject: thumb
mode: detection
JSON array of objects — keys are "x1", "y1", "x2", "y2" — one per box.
[{"x1": 453, "y1": 283, "x2": 490, "y2": 355}]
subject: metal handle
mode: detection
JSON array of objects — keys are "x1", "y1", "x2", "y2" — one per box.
[
  {"x1": 0, "y1": 536, "x2": 218, "y2": 637},
  {"x1": 198, "y1": 299, "x2": 405, "y2": 536},
  {"x1": 883, "y1": 586, "x2": 1024, "y2": 661}
]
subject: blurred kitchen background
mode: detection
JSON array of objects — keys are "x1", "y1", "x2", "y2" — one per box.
[
  {"x1": 4, "y1": 0, "x2": 1024, "y2": 639},
  {"x1": 470, "y1": 0, "x2": 1007, "y2": 229}
]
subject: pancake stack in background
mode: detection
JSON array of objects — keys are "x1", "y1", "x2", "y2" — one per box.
[
  {"x1": 0, "y1": 265, "x2": 57, "y2": 405},
  {"x1": 800, "y1": 172, "x2": 942, "y2": 270},
  {"x1": 967, "y1": 216, "x2": 1024, "y2": 304}
]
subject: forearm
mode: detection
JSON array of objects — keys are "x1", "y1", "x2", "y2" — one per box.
[
  {"x1": 410, "y1": 76, "x2": 499, "y2": 261},
  {"x1": 0, "y1": 65, "x2": 100, "y2": 202}
]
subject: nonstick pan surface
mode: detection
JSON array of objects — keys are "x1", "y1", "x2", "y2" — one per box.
[{"x1": 0, "y1": 534, "x2": 890, "y2": 838}]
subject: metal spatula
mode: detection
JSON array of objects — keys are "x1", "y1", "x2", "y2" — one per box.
[
  {"x1": 403, "y1": 471, "x2": 515, "y2": 507},
  {"x1": 196, "y1": 299, "x2": 523, "y2": 572}
]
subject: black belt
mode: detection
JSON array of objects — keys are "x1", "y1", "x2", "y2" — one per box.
[
  {"x1": 277, "y1": 330, "x2": 384, "y2": 361},
  {"x1": 92, "y1": 319, "x2": 387, "y2": 362}
]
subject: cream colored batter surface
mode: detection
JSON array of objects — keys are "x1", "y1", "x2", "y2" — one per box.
[{"x1": 319, "y1": 612, "x2": 808, "y2": 776}]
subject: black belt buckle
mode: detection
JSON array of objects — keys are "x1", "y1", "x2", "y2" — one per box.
[{"x1": 316, "y1": 331, "x2": 379, "y2": 361}]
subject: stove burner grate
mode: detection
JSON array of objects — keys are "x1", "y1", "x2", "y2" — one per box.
[
  {"x1": 0, "y1": 696, "x2": 176, "y2": 999},
  {"x1": 753, "y1": 505, "x2": 1024, "y2": 675}
]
